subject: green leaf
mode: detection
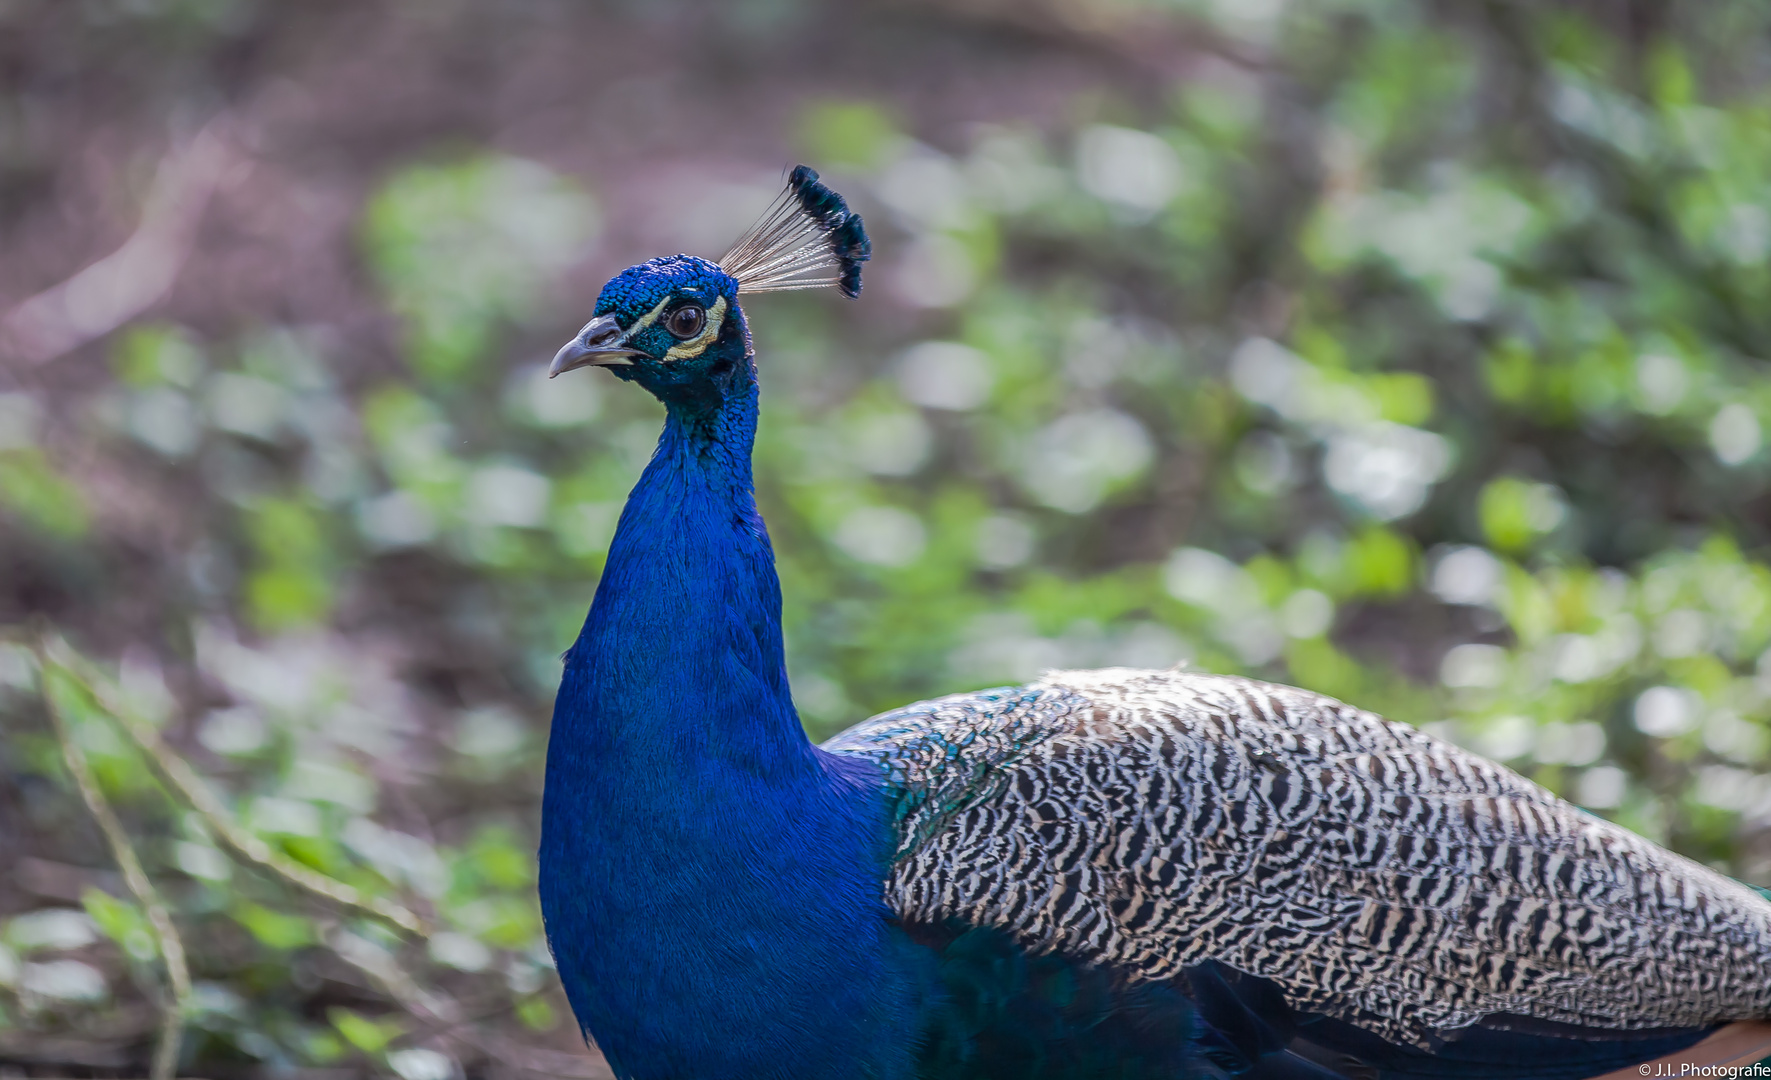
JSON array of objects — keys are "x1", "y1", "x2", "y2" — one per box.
[
  {"x1": 463, "y1": 825, "x2": 536, "y2": 891},
  {"x1": 112, "y1": 324, "x2": 205, "y2": 388},
  {"x1": 1479, "y1": 477, "x2": 1565, "y2": 554},
  {"x1": 327, "y1": 1006, "x2": 406, "y2": 1054},
  {"x1": 516, "y1": 995, "x2": 557, "y2": 1032},
  {"x1": 245, "y1": 566, "x2": 332, "y2": 631},
  {"x1": 233, "y1": 903, "x2": 315, "y2": 951},
  {"x1": 444, "y1": 894, "x2": 540, "y2": 950},
  {"x1": 1342, "y1": 527, "x2": 1415, "y2": 598},
  {"x1": 301, "y1": 1028, "x2": 348, "y2": 1065},
  {"x1": 242, "y1": 497, "x2": 335, "y2": 630},
  {"x1": 81, "y1": 888, "x2": 158, "y2": 963},
  {"x1": 797, "y1": 100, "x2": 901, "y2": 171},
  {"x1": 0, "y1": 450, "x2": 88, "y2": 538}
]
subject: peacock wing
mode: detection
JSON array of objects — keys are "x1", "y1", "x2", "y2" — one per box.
[{"x1": 823, "y1": 667, "x2": 1771, "y2": 1051}]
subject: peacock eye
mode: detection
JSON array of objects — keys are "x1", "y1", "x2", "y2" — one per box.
[{"x1": 664, "y1": 303, "x2": 706, "y2": 340}]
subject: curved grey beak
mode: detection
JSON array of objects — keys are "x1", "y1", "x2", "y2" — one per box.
[{"x1": 550, "y1": 314, "x2": 644, "y2": 377}]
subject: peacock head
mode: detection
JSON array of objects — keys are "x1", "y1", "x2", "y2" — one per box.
[{"x1": 549, "y1": 165, "x2": 870, "y2": 412}]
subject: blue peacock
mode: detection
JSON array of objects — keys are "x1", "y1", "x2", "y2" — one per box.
[{"x1": 536, "y1": 167, "x2": 1771, "y2": 1080}]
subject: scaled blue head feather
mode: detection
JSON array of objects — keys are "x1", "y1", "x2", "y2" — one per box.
[
  {"x1": 592, "y1": 255, "x2": 736, "y2": 326},
  {"x1": 719, "y1": 165, "x2": 871, "y2": 298}
]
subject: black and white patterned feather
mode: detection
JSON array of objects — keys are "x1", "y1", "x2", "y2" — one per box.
[{"x1": 824, "y1": 667, "x2": 1771, "y2": 1050}]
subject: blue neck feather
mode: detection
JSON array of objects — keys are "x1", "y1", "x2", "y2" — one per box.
[
  {"x1": 561, "y1": 371, "x2": 808, "y2": 772},
  {"x1": 538, "y1": 343, "x2": 927, "y2": 1080}
]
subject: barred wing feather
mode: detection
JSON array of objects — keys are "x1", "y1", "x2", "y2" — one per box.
[{"x1": 823, "y1": 667, "x2": 1771, "y2": 1049}]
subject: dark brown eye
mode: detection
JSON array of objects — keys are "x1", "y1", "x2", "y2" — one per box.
[{"x1": 665, "y1": 304, "x2": 706, "y2": 340}]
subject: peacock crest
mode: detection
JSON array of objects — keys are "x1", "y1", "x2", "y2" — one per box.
[{"x1": 718, "y1": 165, "x2": 872, "y2": 297}]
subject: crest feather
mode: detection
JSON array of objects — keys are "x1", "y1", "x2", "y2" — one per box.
[{"x1": 719, "y1": 165, "x2": 872, "y2": 298}]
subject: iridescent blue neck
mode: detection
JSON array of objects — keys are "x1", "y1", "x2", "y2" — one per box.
[
  {"x1": 559, "y1": 375, "x2": 815, "y2": 773},
  {"x1": 539, "y1": 362, "x2": 926, "y2": 1079}
]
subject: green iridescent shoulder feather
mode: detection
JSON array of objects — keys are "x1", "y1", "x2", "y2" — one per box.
[{"x1": 821, "y1": 684, "x2": 1086, "y2": 863}]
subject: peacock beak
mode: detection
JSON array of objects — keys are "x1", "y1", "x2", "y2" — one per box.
[{"x1": 549, "y1": 314, "x2": 644, "y2": 377}]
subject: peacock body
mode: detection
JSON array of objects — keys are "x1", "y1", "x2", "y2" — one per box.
[{"x1": 536, "y1": 168, "x2": 1771, "y2": 1080}]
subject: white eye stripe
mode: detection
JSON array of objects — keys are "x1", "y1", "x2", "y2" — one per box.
[
  {"x1": 623, "y1": 295, "x2": 676, "y2": 337},
  {"x1": 661, "y1": 295, "x2": 728, "y2": 362}
]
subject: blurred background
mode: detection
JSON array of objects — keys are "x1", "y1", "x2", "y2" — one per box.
[{"x1": 4, "y1": 0, "x2": 1771, "y2": 1075}]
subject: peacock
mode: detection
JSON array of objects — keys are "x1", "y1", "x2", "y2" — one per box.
[{"x1": 535, "y1": 166, "x2": 1771, "y2": 1080}]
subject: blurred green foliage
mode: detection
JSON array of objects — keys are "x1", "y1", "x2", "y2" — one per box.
[
  {"x1": 799, "y1": 101, "x2": 902, "y2": 171},
  {"x1": 6, "y1": 0, "x2": 1771, "y2": 1074},
  {"x1": 363, "y1": 156, "x2": 599, "y2": 383}
]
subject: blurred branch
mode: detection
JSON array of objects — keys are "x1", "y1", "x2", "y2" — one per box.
[
  {"x1": 330, "y1": 928, "x2": 610, "y2": 1078},
  {"x1": 38, "y1": 634, "x2": 432, "y2": 939},
  {"x1": 27, "y1": 631, "x2": 596, "y2": 1073},
  {"x1": 38, "y1": 648, "x2": 191, "y2": 1080},
  {"x1": 0, "y1": 117, "x2": 247, "y2": 367}
]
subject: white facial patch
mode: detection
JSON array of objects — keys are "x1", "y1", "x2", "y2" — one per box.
[{"x1": 623, "y1": 295, "x2": 675, "y2": 338}]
